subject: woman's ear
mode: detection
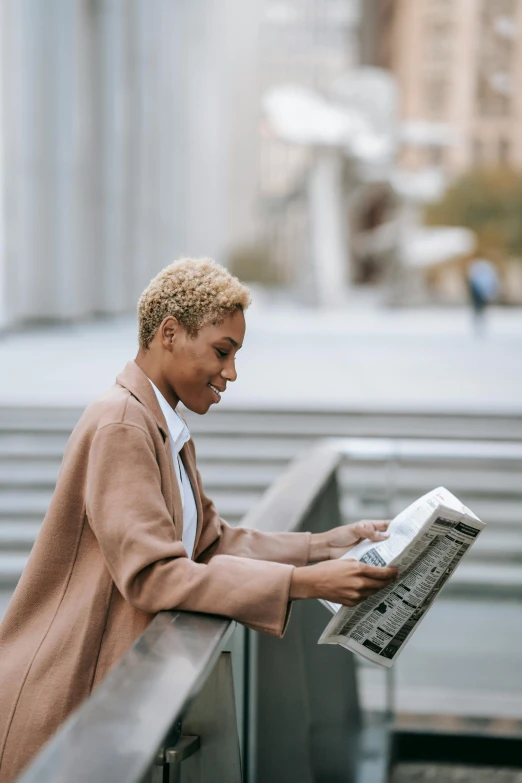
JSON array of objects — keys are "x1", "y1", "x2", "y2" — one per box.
[{"x1": 159, "y1": 316, "x2": 180, "y2": 350}]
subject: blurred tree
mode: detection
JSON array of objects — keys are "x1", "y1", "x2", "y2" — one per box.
[
  {"x1": 425, "y1": 168, "x2": 522, "y2": 261},
  {"x1": 228, "y1": 242, "x2": 288, "y2": 286}
]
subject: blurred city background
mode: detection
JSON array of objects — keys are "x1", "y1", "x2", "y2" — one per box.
[{"x1": 0, "y1": 1, "x2": 522, "y2": 781}]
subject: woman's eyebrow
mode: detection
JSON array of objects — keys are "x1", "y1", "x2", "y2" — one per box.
[{"x1": 223, "y1": 336, "x2": 241, "y2": 349}]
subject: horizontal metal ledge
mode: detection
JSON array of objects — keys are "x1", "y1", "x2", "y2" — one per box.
[
  {"x1": 16, "y1": 612, "x2": 235, "y2": 783},
  {"x1": 333, "y1": 437, "x2": 522, "y2": 462},
  {"x1": 392, "y1": 728, "x2": 522, "y2": 769}
]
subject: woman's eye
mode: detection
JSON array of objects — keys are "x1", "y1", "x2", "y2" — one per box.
[{"x1": 216, "y1": 349, "x2": 228, "y2": 358}]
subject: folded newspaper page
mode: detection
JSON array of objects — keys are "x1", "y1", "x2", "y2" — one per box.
[{"x1": 318, "y1": 487, "x2": 485, "y2": 667}]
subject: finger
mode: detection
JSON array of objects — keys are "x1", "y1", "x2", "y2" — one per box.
[
  {"x1": 357, "y1": 519, "x2": 389, "y2": 529},
  {"x1": 356, "y1": 576, "x2": 398, "y2": 591},
  {"x1": 360, "y1": 519, "x2": 390, "y2": 533},
  {"x1": 354, "y1": 520, "x2": 390, "y2": 541},
  {"x1": 371, "y1": 520, "x2": 391, "y2": 531},
  {"x1": 358, "y1": 564, "x2": 399, "y2": 581},
  {"x1": 367, "y1": 529, "x2": 390, "y2": 541}
]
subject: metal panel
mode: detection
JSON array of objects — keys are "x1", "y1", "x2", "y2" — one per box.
[
  {"x1": 15, "y1": 613, "x2": 234, "y2": 783},
  {"x1": 180, "y1": 653, "x2": 242, "y2": 783},
  {"x1": 253, "y1": 474, "x2": 364, "y2": 783}
]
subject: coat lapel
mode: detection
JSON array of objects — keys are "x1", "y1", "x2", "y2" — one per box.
[{"x1": 116, "y1": 361, "x2": 184, "y2": 537}]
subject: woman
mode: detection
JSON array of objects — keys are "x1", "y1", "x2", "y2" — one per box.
[{"x1": 0, "y1": 258, "x2": 396, "y2": 781}]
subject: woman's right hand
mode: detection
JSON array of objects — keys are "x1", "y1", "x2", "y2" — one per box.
[{"x1": 289, "y1": 558, "x2": 398, "y2": 607}]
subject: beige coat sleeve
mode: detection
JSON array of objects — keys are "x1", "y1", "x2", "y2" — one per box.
[{"x1": 86, "y1": 422, "x2": 298, "y2": 636}]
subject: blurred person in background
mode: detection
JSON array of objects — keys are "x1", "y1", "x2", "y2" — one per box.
[
  {"x1": 467, "y1": 257, "x2": 500, "y2": 335},
  {"x1": 0, "y1": 258, "x2": 397, "y2": 781}
]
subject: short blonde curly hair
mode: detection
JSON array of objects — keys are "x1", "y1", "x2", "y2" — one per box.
[{"x1": 138, "y1": 257, "x2": 251, "y2": 348}]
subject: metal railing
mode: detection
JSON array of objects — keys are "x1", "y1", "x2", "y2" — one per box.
[
  {"x1": 16, "y1": 443, "x2": 366, "y2": 783},
  {"x1": 14, "y1": 438, "x2": 522, "y2": 782}
]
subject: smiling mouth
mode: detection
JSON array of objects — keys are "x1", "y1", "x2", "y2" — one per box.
[{"x1": 208, "y1": 383, "x2": 223, "y2": 401}]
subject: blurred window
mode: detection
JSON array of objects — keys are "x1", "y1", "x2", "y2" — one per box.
[
  {"x1": 424, "y1": 0, "x2": 452, "y2": 13},
  {"x1": 374, "y1": 0, "x2": 395, "y2": 69},
  {"x1": 424, "y1": 78, "x2": 448, "y2": 117},
  {"x1": 498, "y1": 137, "x2": 511, "y2": 165},
  {"x1": 475, "y1": 0, "x2": 516, "y2": 117},
  {"x1": 426, "y1": 20, "x2": 452, "y2": 61},
  {"x1": 476, "y1": 74, "x2": 512, "y2": 117}
]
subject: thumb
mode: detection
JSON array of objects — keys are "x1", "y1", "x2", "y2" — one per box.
[{"x1": 360, "y1": 521, "x2": 390, "y2": 541}]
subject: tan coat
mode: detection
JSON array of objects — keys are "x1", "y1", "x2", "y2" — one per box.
[{"x1": 0, "y1": 361, "x2": 310, "y2": 782}]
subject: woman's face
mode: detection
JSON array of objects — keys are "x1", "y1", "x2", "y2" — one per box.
[{"x1": 163, "y1": 309, "x2": 246, "y2": 414}]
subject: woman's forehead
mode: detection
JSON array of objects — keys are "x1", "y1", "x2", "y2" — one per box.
[{"x1": 205, "y1": 310, "x2": 245, "y2": 344}]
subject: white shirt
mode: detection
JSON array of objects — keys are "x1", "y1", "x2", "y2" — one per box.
[{"x1": 149, "y1": 381, "x2": 198, "y2": 559}]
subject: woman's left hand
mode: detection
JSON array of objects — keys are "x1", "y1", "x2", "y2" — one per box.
[{"x1": 309, "y1": 520, "x2": 391, "y2": 562}]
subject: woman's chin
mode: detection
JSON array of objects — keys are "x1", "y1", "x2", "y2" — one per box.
[{"x1": 181, "y1": 398, "x2": 212, "y2": 416}]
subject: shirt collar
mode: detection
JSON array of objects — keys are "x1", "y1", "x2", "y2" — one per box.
[{"x1": 149, "y1": 380, "x2": 191, "y2": 455}]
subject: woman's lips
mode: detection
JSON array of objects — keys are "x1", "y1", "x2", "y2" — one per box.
[{"x1": 208, "y1": 383, "x2": 221, "y2": 402}]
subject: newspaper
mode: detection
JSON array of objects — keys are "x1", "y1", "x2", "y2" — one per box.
[{"x1": 318, "y1": 487, "x2": 485, "y2": 667}]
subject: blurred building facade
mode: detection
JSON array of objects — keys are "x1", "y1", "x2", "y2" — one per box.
[
  {"x1": 0, "y1": 0, "x2": 263, "y2": 327},
  {"x1": 370, "y1": 0, "x2": 522, "y2": 173},
  {"x1": 0, "y1": 0, "x2": 381, "y2": 328}
]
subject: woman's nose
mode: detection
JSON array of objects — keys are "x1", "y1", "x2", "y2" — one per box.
[{"x1": 221, "y1": 359, "x2": 237, "y2": 382}]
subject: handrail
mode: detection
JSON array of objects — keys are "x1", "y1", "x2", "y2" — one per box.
[
  {"x1": 16, "y1": 612, "x2": 235, "y2": 783},
  {"x1": 241, "y1": 442, "x2": 342, "y2": 533},
  {"x1": 335, "y1": 437, "x2": 522, "y2": 462}
]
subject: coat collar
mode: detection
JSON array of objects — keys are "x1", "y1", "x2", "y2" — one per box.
[
  {"x1": 115, "y1": 360, "x2": 203, "y2": 555},
  {"x1": 116, "y1": 360, "x2": 170, "y2": 440}
]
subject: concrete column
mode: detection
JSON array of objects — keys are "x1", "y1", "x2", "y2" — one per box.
[
  {"x1": 1, "y1": 0, "x2": 96, "y2": 322},
  {"x1": 127, "y1": 0, "x2": 175, "y2": 295},
  {"x1": 169, "y1": 0, "x2": 229, "y2": 263},
  {"x1": 90, "y1": 0, "x2": 144, "y2": 313},
  {"x1": 307, "y1": 150, "x2": 350, "y2": 307},
  {"x1": 0, "y1": 2, "x2": 5, "y2": 328},
  {"x1": 169, "y1": 0, "x2": 263, "y2": 266},
  {"x1": 1, "y1": 0, "x2": 36, "y2": 323},
  {"x1": 221, "y1": 0, "x2": 264, "y2": 256}
]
